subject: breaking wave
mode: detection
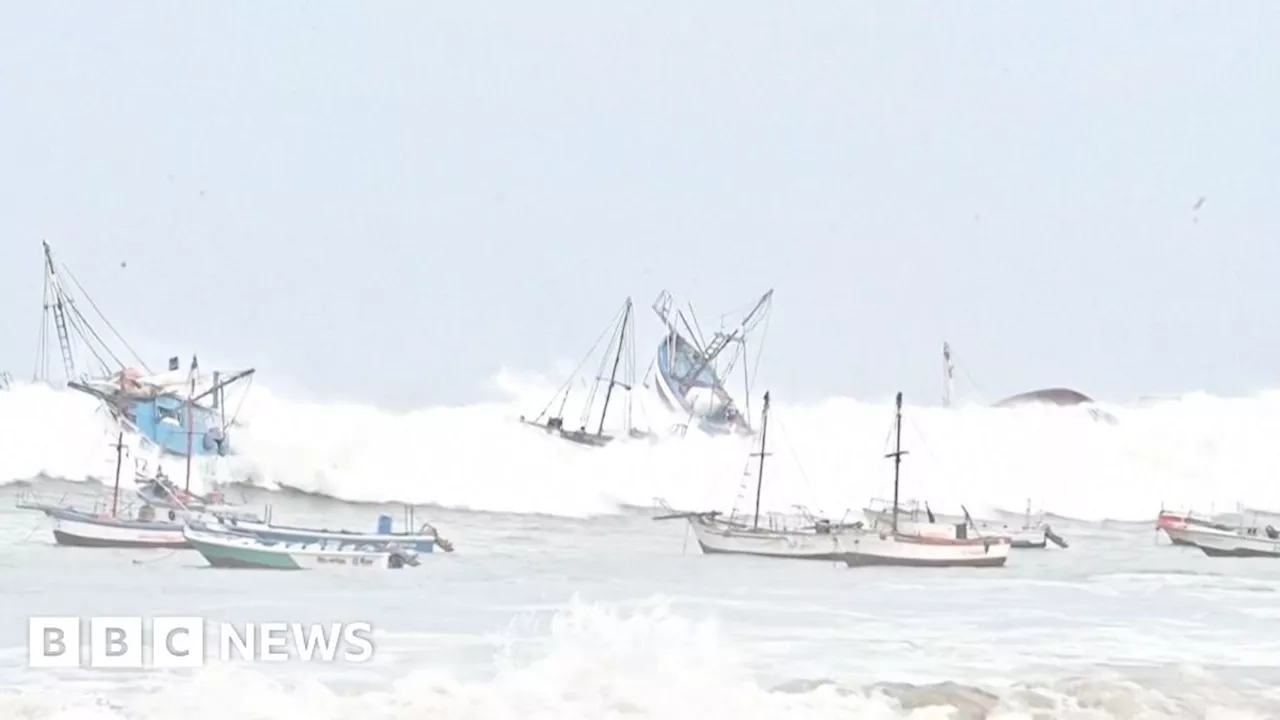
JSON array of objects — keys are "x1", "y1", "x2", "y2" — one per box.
[
  {"x1": 1, "y1": 599, "x2": 1275, "y2": 719},
  {"x1": 3, "y1": 375, "x2": 1280, "y2": 521}
]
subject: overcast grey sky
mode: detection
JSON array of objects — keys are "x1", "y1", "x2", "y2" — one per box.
[{"x1": 1, "y1": 3, "x2": 1276, "y2": 411}]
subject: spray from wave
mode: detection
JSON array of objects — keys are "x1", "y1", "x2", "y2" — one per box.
[
  {"x1": 0, "y1": 599, "x2": 1274, "y2": 719},
  {"x1": 3, "y1": 374, "x2": 1279, "y2": 521}
]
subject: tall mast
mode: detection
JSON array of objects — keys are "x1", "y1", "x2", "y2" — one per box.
[
  {"x1": 596, "y1": 299, "x2": 631, "y2": 437},
  {"x1": 751, "y1": 391, "x2": 771, "y2": 529},
  {"x1": 887, "y1": 391, "x2": 908, "y2": 533},
  {"x1": 942, "y1": 342, "x2": 954, "y2": 408},
  {"x1": 110, "y1": 430, "x2": 124, "y2": 517},
  {"x1": 40, "y1": 241, "x2": 77, "y2": 382},
  {"x1": 184, "y1": 355, "x2": 196, "y2": 492}
]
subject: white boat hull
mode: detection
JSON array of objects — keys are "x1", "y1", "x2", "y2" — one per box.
[
  {"x1": 50, "y1": 512, "x2": 188, "y2": 549},
  {"x1": 688, "y1": 516, "x2": 846, "y2": 560},
  {"x1": 1173, "y1": 525, "x2": 1280, "y2": 558},
  {"x1": 842, "y1": 529, "x2": 1012, "y2": 567}
]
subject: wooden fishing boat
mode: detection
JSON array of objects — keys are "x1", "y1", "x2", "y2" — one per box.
[
  {"x1": 17, "y1": 433, "x2": 192, "y2": 548},
  {"x1": 183, "y1": 525, "x2": 421, "y2": 570},
  {"x1": 647, "y1": 289, "x2": 771, "y2": 436},
  {"x1": 520, "y1": 297, "x2": 656, "y2": 447},
  {"x1": 222, "y1": 505, "x2": 453, "y2": 553},
  {"x1": 654, "y1": 391, "x2": 863, "y2": 560},
  {"x1": 863, "y1": 498, "x2": 1068, "y2": 549},
  {"x1": 842, "y1": 392, "x2": 1012, "y2": 569}
]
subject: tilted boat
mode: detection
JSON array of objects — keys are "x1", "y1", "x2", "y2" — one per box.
[
  {"x1": 654, "y1": 391, "x2": 864, "y2": 560},
  {"x1": 220, "y1": 505, "x2": 453, "y2": 553},
  {"x1": 17, "y1": 433, "x2": 190, "y2": 548},
  {"x1": 520, "y1": 296, "x2": 655, "y2": 447},
  {"x1": 33, "y1": 241, "x2": 256, "y2": 460},
  {"x1": 842, "y1": 392, "x2": 1012, "y2": 568},
  {"x1": 183, "y1": 524, "x2": 421, "y2": 570},
  {"x1": 647, "y1": 289, "x2": 771, "y2": 437},
  {"x1": 940, "y1": 341, "x2": 1117, "y2": 424}
]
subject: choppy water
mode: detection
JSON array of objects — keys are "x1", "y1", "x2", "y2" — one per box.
[{"x1": 3, "y1": 480, "x2": 1280, "y2": 719}]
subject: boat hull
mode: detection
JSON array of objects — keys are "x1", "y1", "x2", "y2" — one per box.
[
  {"x1": 1172, "y1": 525, "x2": 1280, "y2": 558},
  {"x1": 841, "y1": 531, "x2": 1012, "y2": 568},
  {"x1": 49, "y1": 510, "x2": 188, "y2": 549},
  {"x1": 226, "y1": 520, "x2": 438, "y2": 553},
  {"x1": 688, "y1": 516, "x2": 847, "y2": 560},
  {"x1": 185, "y1": 527, "x2": 419, "y2": 570},
  {"x1": 652, "y1": 335, "x2": 750, "y2": 436}
]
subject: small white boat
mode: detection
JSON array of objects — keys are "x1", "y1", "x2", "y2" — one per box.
[
  {"x1": 654, "y1": 391, "x2": 863, "y2": 560},
  {"x1": 842, "y1": 392, "x2": 1012, "y2": 569},
  {"x1": 863, "y1": 498, "x2": 1067, "y2": 549},
  {"x1": 184, "y1": 525, "x2": 421, "y2": 570},
  {"x1": 1166, "y1": 521, "x2": 1280, "y2": 558},
  {"x1": 17, "y1": 433, "x2": 194, "y2": 549}
]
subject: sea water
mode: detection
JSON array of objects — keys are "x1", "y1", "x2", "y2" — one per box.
[{"x1": 3, "y1": 380, "x2": 1280, "y2": 717}]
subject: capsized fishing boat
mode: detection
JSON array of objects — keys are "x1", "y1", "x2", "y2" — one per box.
[
  {"x1": 863, "y1": 498, "x2": 1068, "y2": 549},
  {"x1": 646, "y1": 289, "x2": 771, "y2": 437},
  {"x1": 520, "y1": 297, "x2": 655, "y2": 447},
  {"x1": 842, "y1": 393, "x2": 1012, "y2": 568},
  {"x1": 940, "y1": 341, "x2": 1117, "y2": 424},
  {"x1": 220, "y1": 505, "x2": 453, "y2": 553},
  {"x1": 33, "y1": 241, "x2": 256, "y2": 459},
  {"x1": 654, "y1": 392, "x2": 864, "y2": 560},
  {"x1": 16, "y1": 433, "x2": 190, "y2": 548},
  {"x1": 183, "y1": 524, "x2": 421, "y2": 570}
]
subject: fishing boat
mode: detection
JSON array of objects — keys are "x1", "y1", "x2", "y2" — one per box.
[
  {"x1": 941, "y1": 341, "x2": 1117, "y2": 424},
  {"x1": 841, "y1": 392, "x2": 1012, "y2": 568},
  {"x1": 221, "y1": 505, "x2": 453, "y2": 553},
  {"x1": 520, "y1": 297, "x2": 654, "y2": 447},
  {"x1": 133, "y1": 469, "x2": 264, "y2": 522},
  {"x1": 654, "y1": 392, "x2": 864, "y2": 560},
  {"x1": 1167, "y1": 521, "x2": 1280, "y2": 558},
  {"x1": 33, "y1": 241, "x2": 256, "y2": 459},
  {"x1": 1154, "y1": 505, "x2": 1270, "y2": 545},
  {"x1": 862, "y1": 499, "x2": 1068, "y2": 549},
  {"x1": 646, "y1": 289, "x2": 771, "y2": 436},
  {"x1": 183, "y1": 524, "x2": 421, "y2": 570},
  {"x1": 17, "y1": 432, "x2": 190, "y2": 548}
]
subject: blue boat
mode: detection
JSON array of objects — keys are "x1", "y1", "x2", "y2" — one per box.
[
  {"x1": 33, "y1": 241, "x2": 254, "y2": 458},
  {"x1": 219, "y1": 508, "x2": 453, "y2": 554},
  {"x1": 648, "y1": 289, "x2": 773, "y2": 436}
]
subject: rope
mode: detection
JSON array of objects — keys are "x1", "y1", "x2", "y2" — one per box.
[
  {"x1": 532, "y1": 301, "x2": 627, "y2": 422},
  {"x1": 58, "y1": 262, "x2": 151, "y2": 372}
]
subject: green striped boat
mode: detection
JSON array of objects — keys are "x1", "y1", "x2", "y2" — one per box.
[{"x1": 183, "y1": 524, "x2": 421, "y2": 570}]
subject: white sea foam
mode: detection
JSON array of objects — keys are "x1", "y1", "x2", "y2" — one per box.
[{"x1": 3, "y1": 376, "x2": 1279, "y2": 521}]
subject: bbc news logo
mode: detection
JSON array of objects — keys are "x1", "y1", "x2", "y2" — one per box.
[{"x1": 28, "y1": 617, "x2": 375, "y2": 668}]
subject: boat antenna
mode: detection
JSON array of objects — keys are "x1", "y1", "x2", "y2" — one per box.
[
  {"x1": 942, "y1": 342, "x2": 954, "y2": 408},
  {"x1": 887, "y1": 391, "x2": 908, "y2": 533},
  {"x1": 751, "y1": 391, "x2": 772, "y2": 529},
  {"x1": 111, "y1": 430, "x2": 125, "y2": 517},
  {"x1": 184, "y1": 354, "x2": 197, "y2": 493}
]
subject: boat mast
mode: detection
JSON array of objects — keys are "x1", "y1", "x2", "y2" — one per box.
[
  {"x1": 751, "y1": 391, "x2": 771, "y2": 529},
  {"x1": 887, "y1": 391, "x2": 908, "y2": 533},
  {"x1": 596, "y1": 299, "x2": 632, "y2": 437},
  {"x1": 942, "y1": 342, "x2": 954, "y2": 408},
  {"x1": 40, "y1": 241, "x2": 77, "y2": 382},
  {"x1": 184, "y1": 355, "x2": 196, "y2": 493},
  {"x1": 110, "y1": 430, "x2": 124, "y2": 517}
]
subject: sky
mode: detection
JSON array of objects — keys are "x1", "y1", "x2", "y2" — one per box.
[{"x1": 1, "y1": 3, "x2": 1277, "y2": 411}]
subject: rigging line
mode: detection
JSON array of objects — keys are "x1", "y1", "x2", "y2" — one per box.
[
  {"x1": 62, "y1": 305, "x2": 115, "y2": 375},
  {"x1": 532, "y1": 300, "x2": 628, "y2": 422},
  {"x1": 58, "y1": 282, "x2": 126, "y2": 373},
  {"x1": 58, "y1": 262, "x2": 151, "y2": 373},
  {"x1": 747, "y1": 308, "x2": 771, "y2": 395},
  {"x1": 581, "y1": 315, "x2": 624, "y2": 429},
  {"x1": 769, "y1": 412, "x2": 814, "y2": 494}
]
